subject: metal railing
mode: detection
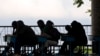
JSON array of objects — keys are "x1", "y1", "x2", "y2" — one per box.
[{"x1": 0, "y1": 25, "x2": 92, "y2": 55}]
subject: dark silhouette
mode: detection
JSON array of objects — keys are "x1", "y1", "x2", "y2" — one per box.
[
  {"x1": 38, "y1": 20, "x2": 60, "y2": 54},
  {"x1": 59, "y1": 21, "x2": 87, "y2": 55},
  {"x1": 14, "y1": 20, "x2": 38, "y2": 56},
  {"x1": 2, "y1": 21, "x2": 17, "y2": 56},
  {"x1": 71, "y1": 20, "x2": 87, "y2": 46},
  {"x1": 43, "y1": 20, "x2": 60, "y2": 43},
  {"x1": 70, "y1": 20, "x2": 87, "y2": 55},
  {"x1": 37, "y1": 20, "x2": 45, "y2": 34},
  {"x1": 36, "y1": 20, "x2": 45, "y2": 52},
  {"x1": 12, "y1": 21, "x2": 17, "y2": 35},
  {"x1": 59, "y1": 25, "x2": 72, "y2": 55}
]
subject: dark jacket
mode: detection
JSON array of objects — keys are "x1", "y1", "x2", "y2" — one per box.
[
  {"x1": 43, "y1": 26, "x2": 60, "y2": 42},
  {"x1": 16, "y1": 25, "x2": 37, "y2": 45}
]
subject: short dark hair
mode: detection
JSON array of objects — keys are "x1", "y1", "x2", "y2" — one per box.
[
  {"x1": 12, "y1": 21, "x2": 17, "y2": 28},
  {"x1": 46, "y1": 20, "x2": 54, "y2": 26}
]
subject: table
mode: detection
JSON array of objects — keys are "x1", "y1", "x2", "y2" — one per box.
[{"x1": 3, "y1": 34, "x2": 16, "y2": 43}]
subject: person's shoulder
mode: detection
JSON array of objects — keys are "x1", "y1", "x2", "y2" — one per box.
[
  {"x1": 25, "y1": 25, "x2": 29, "y2": 27},
  {"x1": 53, "y1": 28, "x2": 60, "y2": 33},
  {"x1": 25, "y1": 25, "x2": 31, "y2": 29},
  {"x1": 53, "y1": 28, "x2": 58, "y2": 31}
]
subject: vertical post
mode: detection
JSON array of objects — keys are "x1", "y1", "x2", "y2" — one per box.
[{"x1": 92, "y1": 0, "x2": 100, "y2": 54}]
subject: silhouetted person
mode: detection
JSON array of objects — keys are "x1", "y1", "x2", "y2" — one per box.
[
  {"x1": 37, "y1": 20, "x2": 45, "y2": 34},
  {"x1": 14, "y1": 20, "x2": 38, "y2": 56},
  {"x1": 59, "y1": 21, "x2": 87, "y2": 55},
  {"x1": 38, "y1": 20, "x2": 60, "y2": 54},
  {"x1": 36, "y1": 20, "x2": 45, "y2": 52},
  {"x1": 71, "y1": 20, "x2": 87, "y2": 46},
  {"x1": 70, "y1": 20, "x2": 87, "y2": 54},
  {"x1": 12, "y1": 21, "x2": 17, "y2": 35},
  {"x1": 59, "y1": 25, "x2": 72, "y2": 55},
  {"x1": 2, "y1": 21, "x2": 17, "y2": 56}
]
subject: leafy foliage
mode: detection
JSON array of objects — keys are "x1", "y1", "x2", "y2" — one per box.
[
  {"x1": 86, "y1": 9, "x2": 91, "y2": 13},
  {"x1": 73, "y1": 0, "x2": 84, "y2": 7},
  {"x1": 73, "y1": 0, "x2": 91, "y2": 16},
  {"x1": 86, "y1": 9, "x2": 91, "y2": 16}
]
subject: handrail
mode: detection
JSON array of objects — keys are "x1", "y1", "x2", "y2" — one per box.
[
  {"x1": 0, "y1": 25, "x2": 91, "y2": 27},
  {"x1": 0, "y1": 25, "x2": 93, "y2": 55},
  {"x1": 0, "y1": 25, "x2": 92, "y2": 45}
]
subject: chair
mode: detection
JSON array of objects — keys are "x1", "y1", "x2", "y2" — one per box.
[
  {"x1": 61, "y1": 35, "x2": 75, "y2": 56},
  {"x1": 37, "y1": 36, "x2": 47, "y2": 56},
  {"x1": 2, "y1": 35, "x2": 16, "y2": 56},
  {"x1": 48, "y1": 44, "x2": 60, "y2": 56}
]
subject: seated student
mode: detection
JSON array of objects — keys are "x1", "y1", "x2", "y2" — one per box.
[
  {"x1": 14, "y1": 20, "x2": 38, "y2": 56},
  {"x1": 70, "y1": 20, "x2": 87, "y2": 54},
  {"x1": 71, "y1": 21, "x2": 87, "y2": 46},
  {"x1": 37, "y1": 19, "x2": 45, "y2": 34},
  {"x1": 37, "y1": 20, "x2": 60, "y2": 54},
  {"x1": 59, "y1": 25, "x2": 73, "y2": 55},
  {"x1": 2, "y1": 21, "x2": 17, "y2": 56},
  {"x1": 37, "y1": 20, "x2": 45, "y2": 48},
  {"x1": 59, "y1": 21, "x2": 87, "y2": 55}
]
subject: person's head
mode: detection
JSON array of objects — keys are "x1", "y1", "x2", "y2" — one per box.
[
  {"x1": 71, "y1": 20, "x2": 79, "y2": 28},
  {"x1": 65, "y1": 25, "x2": 71, "y2": 31},
  {"x1": 71, "y1": 20, "x2": 82, "y2": 28},
  {"x1": 46, "y1": 20, "x2": 54, "y2": 28},
  {"x1": 37, "y1": 20, "x2": 45, "y2": 28},
  {"x1": 17, "y1": 20, "x2": 25, "y2": 28},
  {"x1": 12, "y1": 21, "x2": 17, "y2": 29}
]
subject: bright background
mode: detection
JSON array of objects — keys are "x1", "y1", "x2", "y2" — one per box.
[
  {"x1": 0, "y1": 0, "x2": 91, "y2": 45},
  {"x1": 0, "y1": 0, "x2": 91, "y2": 25}
]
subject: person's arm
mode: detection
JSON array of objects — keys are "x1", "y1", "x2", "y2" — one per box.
[{"x1": 41, "y1": 32, "x2": 52, "y2": 38}]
